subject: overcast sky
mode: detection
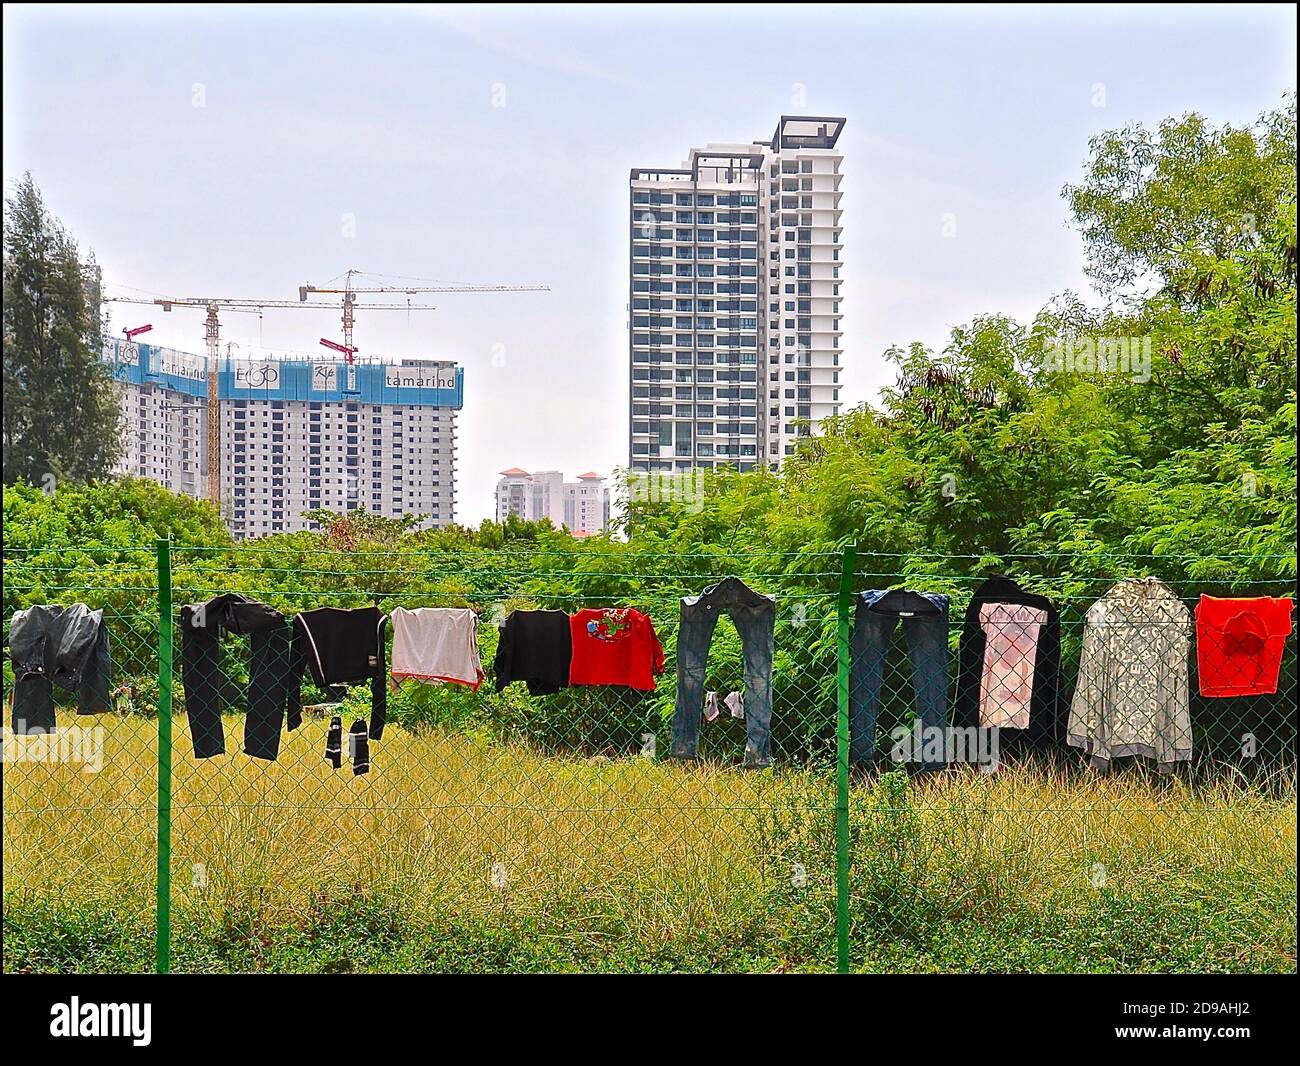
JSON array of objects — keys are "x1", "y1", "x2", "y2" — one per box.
[{"x1": 4, "y1": 4, "x2": 1295, "y2": 523}]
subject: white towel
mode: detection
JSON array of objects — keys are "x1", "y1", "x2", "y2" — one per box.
[{"x1": 390, "y1": 607, "x2": 484, "y2": 690}]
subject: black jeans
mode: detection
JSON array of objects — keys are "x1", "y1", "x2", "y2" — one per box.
[{"x1": 180, "y1": 596, "x2": 302, "y2": 760}]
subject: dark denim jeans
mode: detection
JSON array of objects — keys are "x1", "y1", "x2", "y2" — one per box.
[
  {"x1": 850, "y1": 589, "x2": 950, "y2": 768},
  {"x1": 9, "y1": 604, "x2": 112, "y2": 734},
  {"x1": 670, "y1": 577, "x2": 776, "y2": 767}
]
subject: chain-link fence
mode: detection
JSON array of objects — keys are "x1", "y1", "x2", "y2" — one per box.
[
  {"x1": 842, "y1": 553, "x2": 1296, "y2": 972},
  {"x1": 2, "y1": 546, "x2": 164, "y2": 972},
  {"x1": 4, "y1": 542, "x2": 1296, "y2": 972}
]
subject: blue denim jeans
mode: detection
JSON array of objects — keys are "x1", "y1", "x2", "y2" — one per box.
[
  {"x1": 850, "y1": 589, "x2": 950, "y2": 768},
  {"x1": 670, "y1": 577, "x2": 776, "y2": 768}
]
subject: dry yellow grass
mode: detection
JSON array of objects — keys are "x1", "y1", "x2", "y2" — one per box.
[{"x1": 4, "y1": 714, "x2": 1296, "y2": 969}]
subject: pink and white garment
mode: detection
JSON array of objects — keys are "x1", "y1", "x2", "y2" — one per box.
[
  {"x1": 725, "y1": 690, "x2": 745, "y2": 720},
  {"x1": 390, "y1": 607, "x2": 484, "y2": 690},
  {"x1": 703, "y1": 691, "x2": 745, "y2": 722},
  {"x1": 977, "y1": 603, "x2": 1047, "y2": 729}
]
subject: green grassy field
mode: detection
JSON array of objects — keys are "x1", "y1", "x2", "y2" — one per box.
[{"x1": 3, "y1": 715, "x2": 1295, "y2": 973}]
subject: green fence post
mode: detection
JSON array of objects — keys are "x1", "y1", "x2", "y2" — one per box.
[
  {"x1": 835, "y1": 542, "x2": 856, "y2": 973},
  {"x1": 155, "y1": 537, "x2": 173, "y2": 974}
]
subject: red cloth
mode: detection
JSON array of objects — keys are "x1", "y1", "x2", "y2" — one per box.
[
  {"x1": 568, "y1": 608, "x2": 664, "y2": 691},
  {"x1": 1195, "y1": 595, "x2": 1294, "y2": 697}
]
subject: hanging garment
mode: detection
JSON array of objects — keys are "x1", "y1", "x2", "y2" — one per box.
[
  {"x1": 493, "y1": 609, "x2": 572, "y2": 696},
  {"x1": 8, "y1": 603, "x2": 112, "y2": 734},
  {"x1": 390, "y1": 607, "x2": 484, "y2": 690},
  {"x1": 348, "y1": 719, "x2": 370, "y2": 775},
  {"x1": 954, "y1": 575, "x2": 1063, "y2": 749},
  {"x1": 703, "y1": 691, "x2": 721, "y2": 722},
  {"x1": 850, "y1": 589, "x2": 950, "y2": 768},
  {"x1": 725, "y1": 690, "x2": 745, "y2": 720},
  {"x1": 180, "y1": 593, "x2": 302, "y2": 760},
  {"x1": 325, "y1": 716, "x2": 343, "y2": 769},
  {"x1": 568, "y1": 608, "x2": 664, "y2": 691},
  {"x1": 670, "y1": 577, "x2": 776, "y2": 768},
  {"x1": 976, "y1": 604, "x2": 1047, "y2": 729},
  {"x1": 293, "y1": 606, "x2": 388, "y2": 741},
  {"x1": 1195, "y1": 595, "x2": 1294, "y2": 697},
  {"x1": 1067, "y1": 577, "x2": 1192, "y2": 772}
]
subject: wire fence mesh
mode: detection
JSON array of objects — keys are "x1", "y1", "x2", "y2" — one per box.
[
  {"x1": 158, "y1": 545, "x2": 846, "y2": 973},
  {"x1": 3, "y1": 543, "x2": 1296, "y2": 972},
  {"x1": 842, "y1": 554, "x2": 1296, "y2": 972},
  {"x1": 2, "y1": 546, "x2": 162, "y2": 973}
]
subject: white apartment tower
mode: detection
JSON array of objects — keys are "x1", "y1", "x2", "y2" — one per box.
[
  {"x1": 107, "y1": 338, "x2": 462, "y2": 538},
  {"x1": 495, "y1": 468, "x2": 610, "y2": 536},
  {"x1": 629, "y1": 115, "x2": 845, "y2": 472}
]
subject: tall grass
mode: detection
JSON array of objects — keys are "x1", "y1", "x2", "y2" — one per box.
[{"x1": 4, "y1": 715, "x2": 1295, "y2": 972}]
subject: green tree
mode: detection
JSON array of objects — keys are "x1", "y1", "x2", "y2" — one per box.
[
  {"x1": 2, "y1": 173, "x2": 122, "y2": 486},
  {"x1": 1063, "y1": 97, "x2": 1297, "y2": 299}
]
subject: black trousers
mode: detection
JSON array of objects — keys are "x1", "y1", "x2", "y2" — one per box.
[{"x1": 180, "y1": 610, "x2": 301, "y2": 760}]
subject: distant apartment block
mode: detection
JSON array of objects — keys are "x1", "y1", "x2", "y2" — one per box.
[
  {"x1": 629, "y1": 115, "x2": 845, "y2": 472},
  {"x1": 495, "y1": 468, "x2": 610, "y2": 536},
  {"x1": 105, "y1": 337, "x2": 462, "y2": 538}
]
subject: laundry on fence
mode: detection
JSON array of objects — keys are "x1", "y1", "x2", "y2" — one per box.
[
  {"x1": 1195, "y1": 594, "x2": 1295, "y2": 698},
  {"x1": 324, "y1": 715, "x2": 343, "y2": 769},
  {"x1": 13, "y1": 570, "x2": 1290, "y2": 774},
  {"x1": 702, "y1": 690, "x2": 744, "y2": 722},
  {"x1": 567, "y1": 607, "x2": 664, "y2": 691},
  {"x1": 180, "y1": 593, "x2": 301, "y2": 760},
  {"x1": 954, "y1": 575, "x2": 1063, "y2": 750},
  {"x1": 1067, "y1": 577, "x2": 1194, "y2": 773},
  {"x1": 8, "y1": 602, "x2": 112, "y2": 734},
  {"x1": 849, "y1": 589, "x2": 950, "y2": 769},
  {"x1": 348, "y1": 719, "x2": 370, "y2": 775},
  {"x1": 390, "y1": 606, "x2": 484, "y2": 690},
  {"x1": 670, "y1": 576, "x2": 776, "y2": 769},
  {"x1": 493, "y1": 608, "x2": 572, "y2": 696},
  {"x1": 293, "y1": 606, "x2": 389, "y2": 742}
]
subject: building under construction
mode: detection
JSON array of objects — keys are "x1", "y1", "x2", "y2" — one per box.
[{"x1": 105, "y1": 337, "x2": 463, "y2": 538}]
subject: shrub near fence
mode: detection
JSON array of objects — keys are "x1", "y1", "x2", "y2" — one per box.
[{"x1": 2, "y1": 542, "x2": 1296, "y2": 973}]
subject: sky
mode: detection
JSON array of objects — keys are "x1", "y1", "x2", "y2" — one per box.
[{"x1": 3, "y1": 3, "x2": 1295, "y2": 524}]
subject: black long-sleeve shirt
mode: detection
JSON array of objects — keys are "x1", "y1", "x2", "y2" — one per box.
[
  {"x1": 8, "y1": 603, "x2": 112, "y2": 734},
  {"x1": 293, "y1": 606, "x2": 388, "y2": 740}
]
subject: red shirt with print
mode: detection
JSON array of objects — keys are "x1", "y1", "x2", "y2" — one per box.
[{"x1": 568, "y1": 608, "x2": 665, "y2": 691}]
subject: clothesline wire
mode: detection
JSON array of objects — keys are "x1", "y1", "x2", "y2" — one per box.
[
  {"x1": 8, "y1": 559, "x2": 1294, "y2": 581},
  {"x1": 49, "y1": 544, "x2": 1284, "y2": 561},
  {"x1": 164, "y1": 589, "x2": 837, "y2": 606},
  {"x1": 6, "y1": 564, "x2": 1294, "y2": 585},
  {"x1": 5, "y1": 582, "x2": 1293, "y2": 602},
  {"x1": 163, "y1": 567, "x2": 844, "y2": 580}
]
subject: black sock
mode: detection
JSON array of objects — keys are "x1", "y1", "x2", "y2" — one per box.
[
  {"x1": 349, "y1": 719, "x2": 370, "y2": 775},
  {"x1": 325, "y1": 716, "x2": 342, "y2": 769}
]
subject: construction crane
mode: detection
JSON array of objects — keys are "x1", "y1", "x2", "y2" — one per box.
[
  {"x1": 102, "y1": 294, "x2": 438, "y2": 504},
  {"x1": 299, "y1": 268, "x2": 549, "y2": 390}
]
